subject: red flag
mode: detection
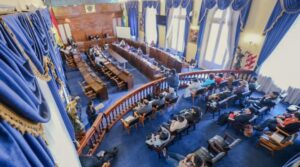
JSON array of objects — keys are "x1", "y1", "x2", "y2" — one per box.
[{"x1": 49, "y1": 7, "x2": 63, "y2": 45}]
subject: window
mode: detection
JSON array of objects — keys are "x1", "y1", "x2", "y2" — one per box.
[
  {"x1": 260, "y1": 16, "x2": 300, "y2": 90},
  {"x1": 145, "y1": 7, "x2": 158, "y2": 44},
  {"x1": 166, "y1": 7, "x2": 187, "y2": 52},
  {"x1": 58, "y1": 23, "x2": 72, "y2": 44},
  {"x1": 113, "y1": 17, "x2": 122, "y2": 36},
  {"x1": 202, "y1": 8, "x2": 232, "y2": 69}
]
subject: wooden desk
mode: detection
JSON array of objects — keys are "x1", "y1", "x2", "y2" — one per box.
[
  {"x1": 111, "y1": 43, "x2": 163, "y2": 80},
  {"x1": 73, "y1": 54, "x2": 108, "y2": 100},
  {"x1": 87, "y1": 50, "x2": 134, "y2": 90},
  {"x1": 76, "y1": 37, "x2": 117, "y2": 52},
  {"x1": 108, "y1": 49, "x2": 128, "y2": 69},
  {"x1": 119, "y1": 38, "x2": 185, "y2": 72}
]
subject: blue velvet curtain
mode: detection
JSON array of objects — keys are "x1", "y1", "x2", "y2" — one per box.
[
  {"x1": 142, "y1": 1, "x2": 160, "y2": 45},
  {"x1": 256, "y1": 0, "x2": 300, "y2": 68},
  {"x1": 126, "y1": 1, "x2": 139, "y2": 39},
  {"x1": 2, "y1": 10, "x2": 75, "y2": 141},
  {"x1": 0, "y1": 8, "x2": 76, "y2": 166},
  {"x1": 194, "y1": 0, "x2": 252, "y2": 66},
  {"x1": 0, "y1": 19, "x2": 55, "y2": 167},
  {"x1": 233, "y1": 0, "x2": 252, "y2": 56},
  {"x1": 165, "y1": 0, "x2": 193, "y2": 57}
]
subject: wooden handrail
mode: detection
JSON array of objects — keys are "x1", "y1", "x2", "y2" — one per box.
[{"x1": 77, "y1": 69, "x2": 253, "y2": 154}]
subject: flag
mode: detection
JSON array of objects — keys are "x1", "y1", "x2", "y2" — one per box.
[{"x1": 49, "y1": 7, "x2": 63, "y2": 46}]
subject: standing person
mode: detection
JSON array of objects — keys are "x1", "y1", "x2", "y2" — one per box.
[
  {"x1": 167, "y1": 69, "x2": 180, "y2": 92},
  {"x1": 86, "y1": 101, "x2": 97, "y2": 126},
  {"x1": 67, "y1": 96, "x2": 85, "y2": 136}
]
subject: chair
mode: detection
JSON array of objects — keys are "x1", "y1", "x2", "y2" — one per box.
[
  {"x1": 232, "y1": 80, "x2": 241, "y2": 87},
  {"x1": 112, "y1": 77, "x2": 126, "y2": 90},
  {"x1": 193, "y1": 133, "x2": 241, "y2": 164},
  {"x1": 153, "y1": 103, "x2": 165, "y2": 114},
  {"x1": 218, "y1": 81, "x2": 228, "y2": 92},
  {"x1": 208, "y1": 133, "x2": 241, "y2": 152},
  {"x1": 121, "y1": 116, "x2": 139, "y2": 134},
  {"x1": 165, "y1": 96, "x2": 178, "y2": 107},
  {"x1": 191, "y1": 87, "x2": 206, "y2": 105},
  {"x1": 258, "y1": 127, "x2": 299, "y2": 156},
  {"x1": 79, "y1": 82, "x2": 97, "y2": 99}
]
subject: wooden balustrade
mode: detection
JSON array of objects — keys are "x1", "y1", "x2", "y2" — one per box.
[{"x1": 77, "y1": 69, "x2": 253, "y2": 155}]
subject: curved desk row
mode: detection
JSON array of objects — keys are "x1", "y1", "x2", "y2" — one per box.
[
  {"x1": 111, "y1": 43, "x2": 163, "y2": 80},
  {"x1": 121, "y1": 38, "x2": 186, "y2": 72},
  {"x1": 73, "y1": 54, "x2": 108, "y2": 100}
]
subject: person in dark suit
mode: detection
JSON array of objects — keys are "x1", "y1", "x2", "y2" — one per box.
[
  {"x1": 86, "y1": 101, "x2": 97, "y2": 126},
  {"x1": 166, "y1": 69, "x2": 180, "y2": 92}
]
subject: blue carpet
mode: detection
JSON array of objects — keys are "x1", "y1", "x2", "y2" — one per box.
[{"x1": 94, "y1": 90, "x2": 300, "y2": 167}]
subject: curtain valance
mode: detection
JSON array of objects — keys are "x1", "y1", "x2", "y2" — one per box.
[
  {"x1": 280, "y1": 0, "x2": 300, "y2": 13},
  {"x1": 166, "y1": 0, "x2": 193, "y2": 15},
  {"x1": 126, "y1": 1, "x2": 139, "y2": 39},
  {"x1": 199, "y1": 0, "x2": 250, "y2": 24},
  {"x1": 125, "y1": 1, "x2": 139, "y2": 9},
  {"x1": 142, "y1": 1, "x2": 160, "y2": 44},
  {"x1": 256, "y1": 0, "x2": 299, "y2": 69},
  {"x1": 264, "y1": 0, "x2": 300, "y2": 35}
]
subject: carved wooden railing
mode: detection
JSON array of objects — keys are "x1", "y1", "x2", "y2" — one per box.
[{"x1": 77, "y1": 69, "x2": 254, "y2": 155}]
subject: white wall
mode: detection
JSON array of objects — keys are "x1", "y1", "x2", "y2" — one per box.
[
  {"x1": 0, "y1": 0, "x2": 45, "y2": 11},
  {"x1": 37, "y1": 79, "x2": 81, "y2": 167}
]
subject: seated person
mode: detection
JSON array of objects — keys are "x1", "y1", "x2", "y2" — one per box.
[
  {"x1": 247, "y1": 91, "x2": 279, "y2": 109},
  {"x1": 248, "y1": 77, "x2": 258, "y2": 91},
  {"x1": 134, "y1": 99, "x2": 152, "y2": 115},
  {"x1": 183, "y1": 107, "x2": 202, "y2": 125},
  {"x1": 184, "y1": 78, "x2": 202, "y2": 98},
  {"x1": 254, "y1": 112, "x2": 300, "y2": 133},
  {"x1": 169, "y1": 116, "x2": 188, "y2": 133},
  {"x1": 95, "y1": 54, "x2": 107, "y2": 66},
  {"x1": 145, "y1": 126, "x2": 171, "y2": 148},
  {"x1": 137, "y1": 47, "x2": 143, "y2": 55},
  {"x1": 152, "y1": 94, "x2": 165, "y2": 108},
  {"x1": 225, "y1": 73, "x2": 237, "y2": 90},
  {"x1": 218, "y1": 108, "x2": 254, "y2": 126},
  {"x1": 96, "y1": 147, "x2": 118, "y2": 166},
  {"x1": 165, "y1": 152, "x2": 208, "y2": 167},
  {"x1": 214, "y1": 73, "x2": 224, "y2": 85},
  {"x1": 120, "y1": 40, "x2": 126, "y2": 47},
  {"x1": 150, "y1": 40, "x2": 155, "y2": 47},
  {"x1": 208, "y1": 91, "x2": 232, "y2": 101},
  {"x1": 165, "y1": 87, "x2": 178, "y2": 101},
  {"x1": 233, "y1": 80, "x2": 249, "y2": 95},
  {"x1": 230, "y1": 107, "x2": 255, "y2": 125},
  {"x1": 201, "y1": 74, "x2": 216, "y2": 87}
]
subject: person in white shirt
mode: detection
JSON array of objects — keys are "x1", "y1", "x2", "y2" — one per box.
[
  {"x1": 95, "y1": 54, "x2": 107, "y2": 65},
  {"x1": 145, "y1": 126, "x2": 170, "y2": 148},
  {"x1": 184, "y1": 78, "x2": 202, "y2": 98},
  {"x1": 169, "y1": 116, "x2": 188, "y2": 133}
]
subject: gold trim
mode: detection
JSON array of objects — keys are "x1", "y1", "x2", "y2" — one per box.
[
  {"x1": 44, "y1": 56, "x2": 65, "y2": 89},
  {"x1": 0, "y1": 18, "x2": 51, "y2": 81},
  {"x1": 0, "y1": 103, "x2": 44, "y2": 136},
  {"x1": 0, "y1": 18, "x2": 64, "y2": 90}
]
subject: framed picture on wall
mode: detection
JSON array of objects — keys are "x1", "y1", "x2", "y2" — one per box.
[{"x1": 189, "y1": 28, "x2": 198, "y2": 43}]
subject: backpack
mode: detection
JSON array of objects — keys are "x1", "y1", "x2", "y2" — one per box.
[{"x1": 217, "y1": 113, "x2": 229, "y2": 125}]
